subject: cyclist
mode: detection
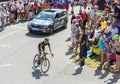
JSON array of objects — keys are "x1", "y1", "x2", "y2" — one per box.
[{"x1": 37, "y1": 37, "x2": 53, "y2": 62}]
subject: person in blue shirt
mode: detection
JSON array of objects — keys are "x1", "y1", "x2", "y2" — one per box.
[{"x1": 98, "y1": 30, "x2": 106, "y2": 66}]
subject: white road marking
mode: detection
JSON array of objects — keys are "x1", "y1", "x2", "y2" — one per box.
[
  {"x1": 0, "y1": 31, "x2": 17, "y2": 40},
  {"x1": 0, "y1": 44, "x2": 10, "y2": 47},
  {"x1": 0, "y1": 64, "x2": 12, "y2": 68}
]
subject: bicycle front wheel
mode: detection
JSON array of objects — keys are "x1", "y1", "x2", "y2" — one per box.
[
  {"x1": 41, "y1": 58, "x2": 50, "y2": 73},
  {"x1": 33, "y1": 54, "x2": 40, "y2": 68}
]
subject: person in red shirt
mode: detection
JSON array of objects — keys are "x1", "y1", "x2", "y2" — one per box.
[
  {"x1": 71, "y1": 0, "x2": 74, "y2": 10},
  {"x1": 80, "y1": 15, "x2": 83, "y2": 26},
  {"x1": 44, "y1": 2, "x2": 49, "y2": 9},
  {"x1": 56, "y1": 1, "x2": 60, "y2": 8},
  {"x1": 62, "y1": 0, "x2": 66, "y2": 9},
  {"x1": 83, "y1": 0, "x2": 88, "y2": 10},
  {"x1": 21, "y1": 8, "x2": 27, "y2": 21}
]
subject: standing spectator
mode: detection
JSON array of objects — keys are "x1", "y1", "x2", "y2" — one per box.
[
  {"x1": 82, "y1": 0, "x2": 88, "y2": 10},
  {"x1": 78, "y1": 9, "x2": 85, "y2": 28},
  {"x1": 97, "y1": 0, "x2": 106, "y2": 13},
  {"x1": 71, "y1": 11, "x2": 76, "y2": 24},
  {"x1": 76, "y1": 15, "x2": 82, "y2": 27},
  {"x1": 104, "y1": 21, "x2": 112, "y2": 33},
  {"x1": 70, "y1": 19, "x2": 77, "y2": 50},
  {"x1": 111, "y1": 34, "x2": 120, "y2": 72},
  {"x1": 9, "y1": 0, "x2": 15, "y2": 6},
  {"x1": 44, "y1": 1, "x2": 49, "y2": 9},
  {"x1": 14, "y1": 2, "x2": 18, "y2": 22},
  {"x1": 88, "y1": 0, "x2": 91, "y2": 5},
  {"x1": 87, "y1": 7, "x2": 91, "y2": 21},
  {"x1": 107, "y1": 9, "x2": 113, "y2": 24},
  {"x1": 79, "y1": 0, "x2": 83, "y2": 9},
  {"x1": 17, "y1": 1, "x2": 24, "y2": 21},
  {"x1": 75, "y1": 23, "x2": 81, "y2": 53},
  {"x1": 98, "y1": 30, "x2": 106, "y2": 66},
  {"x1": 79, "y1": 29, "x2": 87, "y2": 66},
  {"x1": 101, "y1": 17, "x2": 107, "y2": 31},
  {"x1": 0, "y1": 5, "x2": 7, "y2": 31},
  {"x1": 89, "y1": 2, "x2": 98, "y2": 27},
  {"x1": 56, "y1": 1, "x2": 60, "y2": 8},
  {"x1": 114, "y1": 0, "x2": 120, "y2": 34},
  {"x1": 5, "y1": 5, "x2": 10, "y2": 25},
  {"x1": 104, "y1": 32, "x2": 112, "y2": 69},
  {"x1": 111, "y1": 23, "x2": 118, "y2": 36},
  {"x1": 83, "y1": 11, "x2": 87, "y2": 28},
  {"x1": 71, "y1": 0, "x2": 74, "y2": 10}
]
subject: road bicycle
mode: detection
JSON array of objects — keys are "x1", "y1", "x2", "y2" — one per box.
[{"x1": 33, "y1": 52, "x2": 52, "y2": 73}]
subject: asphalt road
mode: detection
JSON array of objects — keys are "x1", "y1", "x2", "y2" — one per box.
[{"x1": 0, "y1": 6, "x2": 120, "y2": 84}]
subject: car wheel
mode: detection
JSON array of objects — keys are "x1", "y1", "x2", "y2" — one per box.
[
  {"x1": 48, "y1": 27, "x2": 54, "y2": 35},
  {"x1": 63, "y1": 20, "x2": 67, "y2": 28}
]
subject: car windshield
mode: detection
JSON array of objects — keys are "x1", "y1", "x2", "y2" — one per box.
[{"x1": 35, "y1": 12, "x2": 54, "y2": 20}]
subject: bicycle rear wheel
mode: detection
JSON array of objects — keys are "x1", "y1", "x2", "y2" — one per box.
[
  {"x1": 33, "y1": 54, "x2": 40, "y2": 68},
  {"x1": 41, "y1": 57, "x2": 50, "y2": 73}
]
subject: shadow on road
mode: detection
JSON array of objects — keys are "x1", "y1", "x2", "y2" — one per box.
[
  {"x1": 65, "y1": 37, "x2": 71, "y2": 42},
  {"x1": 98, "y1": 70, "x2": 109, "y2": 79},
  {"x1": 32, "y1": 69, "x2": 49, "y2": 79},
  {"x1": 94, "y1": 67, "x2": 109, "y2": 79},
  {"x1": 65, "y1": 47, "x2": 75, "y2": 55},
  {"x1": 105, "y1": 74, "x2": 120, "y2": 84},
  {"x1": 72, "y1": 66, "x2": 83, "y2": 75},
  {"x1": 25, "y1": 27, "x2": 66, "y2": 38},
  {"x1": 94, "y1": 67, "x2": 103, "y2": 76},
  {"x1": 25, "y1": 32, "x2": 48, "y2": 38}
]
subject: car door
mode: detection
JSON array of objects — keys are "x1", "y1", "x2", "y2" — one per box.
[
  {"x1": 54, "y1": 13, "x2": 61, "y2": 30},
  {"x1": 60, "y1": 11, "x2": 66, "y2": 26}
]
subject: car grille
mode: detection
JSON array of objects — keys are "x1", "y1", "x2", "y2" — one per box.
[{"x1": 31, "y1": 24, "x2": 43, "y2": 28}]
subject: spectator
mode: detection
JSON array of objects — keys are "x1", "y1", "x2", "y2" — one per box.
[
  {"x1": 114, "y1": 0, "x2": 120, "y2": 34},
  {"x1": 82, "y1": 0, "x2": 88, "y2": 10},
  {"x1": 111, "y1": 23, "x2": 118, "y2": 36},
  {"x1": 0, "y1": 5, "x2": 7, "y2": 31},
  {"x1": 89, "y1": 2, "x2": 97, "y2": 27},
  {"x1": 70, "y1": 19, "x2": 77, "y2": 50},
  {"x1": 79, "y1": 29, "x2": 87, "y2": 66},
  {"x1": 71, "y1": 0, "x2": 74, "y2": 10},
  {"x1": 71, "y1": 11, "x2": 76, "y2": 24},
  {"x1": 104, "y1": 20, "x2": 112, "y2": 33},
  {"x1": 98, "y1": 30, "x2": 106, "y2": 66},
  {"x1": 17, "y1": 1, "x2": 24, "y2": 21},
  {"x1": 76, "y1": 15, "x2": 81, "y2": 27},
  {"x1": 56, "y1": 1, "x2": 60, "y2": 8},
  {"x1": 101, "y1": 17, "x2": 107, "y2": 30},
  {"x1": 97, "y1": 0, "x2": 106, "y2": 13},
  {"x1": 75, "y1": 22, "x2": 81, "y2": 53},
  {"x1": 111, "y1": 34, "x2": 120, "y2": 72},
  {"x1": 104, "y1": 32, "x2": 112, "y2": 69}
]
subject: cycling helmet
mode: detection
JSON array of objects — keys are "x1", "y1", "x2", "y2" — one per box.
[
  {"x1": 112, "y1": 34, "x2": 119, "y2": 40},
  {"x1": 44, "y1": 37, "x2": 49, "y2": 41}
]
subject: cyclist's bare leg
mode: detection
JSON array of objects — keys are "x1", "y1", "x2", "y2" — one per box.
[{"x1": 37, "y1": 51, "x2": 41, "y2": 60}]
